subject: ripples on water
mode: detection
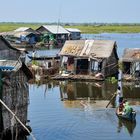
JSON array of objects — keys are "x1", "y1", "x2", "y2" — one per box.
[{"x1": 27, "y1": 82, "x2": 140, "y2": 140}]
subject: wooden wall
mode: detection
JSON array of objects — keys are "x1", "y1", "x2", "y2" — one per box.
[{"x1": 2, "y1": 69, "x2": 29, "y2": 131}]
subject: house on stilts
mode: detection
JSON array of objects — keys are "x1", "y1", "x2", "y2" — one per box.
[
  {"x1": 54, "y1": 40, "x2": 119, "y2": 81},
  {"x1": 121, "y1": 48, "x2": 140, "y2": 81},
  {"x1": 0, "y1": 36, "x2": 33, "y2": 139},
  {"x1": 36, "y1": 25, "x2": 69, "y2": 47}
]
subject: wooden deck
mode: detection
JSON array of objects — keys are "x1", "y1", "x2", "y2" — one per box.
[
  {"x1": 123, "y1": 74, "x2": 140, "y2": 81},
  {"x1": 52, "y1": 74, "x2": 104, "y2": 81}
]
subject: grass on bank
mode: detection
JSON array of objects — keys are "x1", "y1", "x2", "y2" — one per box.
[
  {"x1": 0, "y1": 23, "x2": 40, "y2": 32},
  {"x1": 65, "y1": 25, "x2": 140, "y2": 34},
  {"x1": 0, "y1": 23, "x2": 140, "y2": 34}
]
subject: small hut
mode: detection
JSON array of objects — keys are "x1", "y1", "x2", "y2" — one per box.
[
  {"x1": 0, "y1": 36, "x2": 33, "y2": 138},
  {"x1": 36, "y1": 25, "x2": 69, "y2": 46},
  {"x1": 121, "y1": 48, "x2": 140, "y2": 80},
  {"x1": 66, "y1": 28, "x2": 81, "y2": 40},
  {"x1": 13, "y1": 31, "x2": 37, "y2": 45},
  {"x1": 3, "y1": 27, "x2": 39, "y2": 46},
  {"x1": 59, "y1": 40, "x2": 118, "y2": 78}
]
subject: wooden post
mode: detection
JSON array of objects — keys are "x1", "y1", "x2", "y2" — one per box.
[
  {"x1": 74, "y1": 58, "x2": 77, "y2": 74},
  {"x1": 88, "y1": 58, "x2": 92, "y2": 75},
  {"x1": 0, "y1": 69, "x2": 3, "y2": 131},
  {"x1": 73, "y1": 82, "x2": 77, "y2": 100},
  {"x1": 0, "y1": 70, "x2": 2, "y2": 104}
]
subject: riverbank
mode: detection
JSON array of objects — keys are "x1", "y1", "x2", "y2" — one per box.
[{"x1": 1, "y1": 23, "x2": 140, "y2": 33}]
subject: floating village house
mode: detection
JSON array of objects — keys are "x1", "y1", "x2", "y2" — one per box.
[
  {"x1": 66, "y1": 28, "x2": 81, "y2": 40},
  {"x1": 3, "y1": 27, "x2": 38, "y2": 45},
  {"x1": 0, "y1": 36, "x2": 32, "y2": 138},
  {"x1": 14, "y1": 27, "x2": 36, "y2": 33},
  {"x1": 36, "y1": 25, "x2": 69, "y2": 46},
  {"x1": 59, "y1": 40, "x2": 119, "y2": 78},
  {"x1": 121, "y1": 48, "x2": 140, "y2": 79},
  {"x1": 14, "y1": 27, "x2": 38, "y2": 44}
]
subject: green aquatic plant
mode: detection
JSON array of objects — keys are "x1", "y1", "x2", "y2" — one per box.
[
  {"x1": 111, "y1": 77, "x2": 118, "y2": 84},
  {"x1": 32, "y1": 60, "x2": 39, "y2": 66},
  {"x1": 118, "y1": 61, "x2": 124, "y2": 71},
  {"x1": 106, "y1": 77, "x2": 118, "y2": 84}
]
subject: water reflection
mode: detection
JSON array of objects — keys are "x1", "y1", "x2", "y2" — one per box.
[
  {"x1": 59, "y1": 81, "x2": 140, "y2": 106},
  {"x1": 59, "y1": 80, "x2": 139, "y2": 137},
  {"x1": 117, "y1": 118, "x2": 136, "y2": 136},
  {"x1": 60, "y1": 81, "x2": 117, "y2": 108},
  {"x1": 28, "y1": 80, "x2": 140, "y2": 140}
]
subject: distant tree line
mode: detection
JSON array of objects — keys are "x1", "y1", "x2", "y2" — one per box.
[{"x1": 0, "y1": 22, "x2": 140, "y2": 26}]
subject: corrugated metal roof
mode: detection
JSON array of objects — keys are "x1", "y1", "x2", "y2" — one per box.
[
  {"x1": 0, "y1": 60, "x2": 22, "y2": 71},
  {"x1": 0, "y1": 31, "x2": 15, "y2": 36},
  {"x1": 122, "y1": 48, "x2": 140, "y2": 62},
  {"x1": 42, "y1": 25, "x2": 69, "y2": 34},
  {"x1": 0, "y1": 59, "x2": 33, "y2": 79},
  {"x1": 59, "y1": 40, "x2": 116, "y2": 58},
  {"x1": 14, "y1": 27, "x2": 30, "y2": 32},
  {"x1": 59, "y1": 40, "x2": 85, "y2": 56},
  {"x1": 66, "y1": 28, "x2": 81, "y2": 32},
  {"x1": 13, "y1": 31, "x2": 35, "y2": 38}
]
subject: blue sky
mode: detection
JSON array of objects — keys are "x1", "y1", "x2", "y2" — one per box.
[{"x1": 0, "y1": 0, "x2": 140, "y2": 23}]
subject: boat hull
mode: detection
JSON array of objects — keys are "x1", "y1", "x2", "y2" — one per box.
[
  {"x1": 116, "y1": 109, "x2": 136, "y2": 122},
  {"x1": 28, "y1": 55, "x2": 60, "y2": 60}
]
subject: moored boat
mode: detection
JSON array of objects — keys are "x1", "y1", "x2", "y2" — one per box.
[{"x1": 28, "y1": 55, "x2": 60, "y2": 60}]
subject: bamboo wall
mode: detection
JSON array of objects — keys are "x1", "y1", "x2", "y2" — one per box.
[{"x1": 1, "y1": 69, "x2": 29, "y2": 132}]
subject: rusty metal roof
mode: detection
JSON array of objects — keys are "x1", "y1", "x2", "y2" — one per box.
[
  {"x1": 59, "y1": 40, "x2": 116, "y2": 59},
  {"x1": 122, "y1": 48, "x2": 140, "y2": 62}
]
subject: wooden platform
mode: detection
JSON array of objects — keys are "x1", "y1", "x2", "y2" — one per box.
[
  {"x1": 123, "y1": 74, "x2": 140, "y2": 81},
  {"x1": 52, "y1": 74, "x2": 104, "y2": 81},
  {"x1": 28, "y1": 55, "x2": 60, "y2": 60}
]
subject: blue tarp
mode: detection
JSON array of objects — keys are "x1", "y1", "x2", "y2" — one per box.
[{"x1": 0, "y1": 66, "x2": 14, "y2": 70}]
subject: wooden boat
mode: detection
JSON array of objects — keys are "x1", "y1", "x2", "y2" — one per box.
[
  {"x1": 116, "y1": 107, "x2": 136, "y2": 122},
  {"x1": 117, "y1": 116, "x2": 136, "y2": 136},
  {"x1": 28, "y1": 55, "x2": 60, "y2": 60}
]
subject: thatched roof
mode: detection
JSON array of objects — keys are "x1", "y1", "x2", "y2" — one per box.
[
  {"x1": 59, "y1": 40, "x2": 117, "y2": 59},
  {"x1": 122, "y1": 48, "x2": 140, "y2": 62}
]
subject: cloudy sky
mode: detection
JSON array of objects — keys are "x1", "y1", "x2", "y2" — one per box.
[{"x1": 0, "y1": 0, "x2": 140, "y2": 23}]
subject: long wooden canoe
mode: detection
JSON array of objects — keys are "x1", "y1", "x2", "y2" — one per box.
[{"x1": 28, "y1": 55, "x2": 60, "y2": 60}]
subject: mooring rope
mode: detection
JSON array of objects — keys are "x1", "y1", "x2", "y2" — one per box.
[{"x1": 0, "y1": 99, "x2": 36, "y2": 140}]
